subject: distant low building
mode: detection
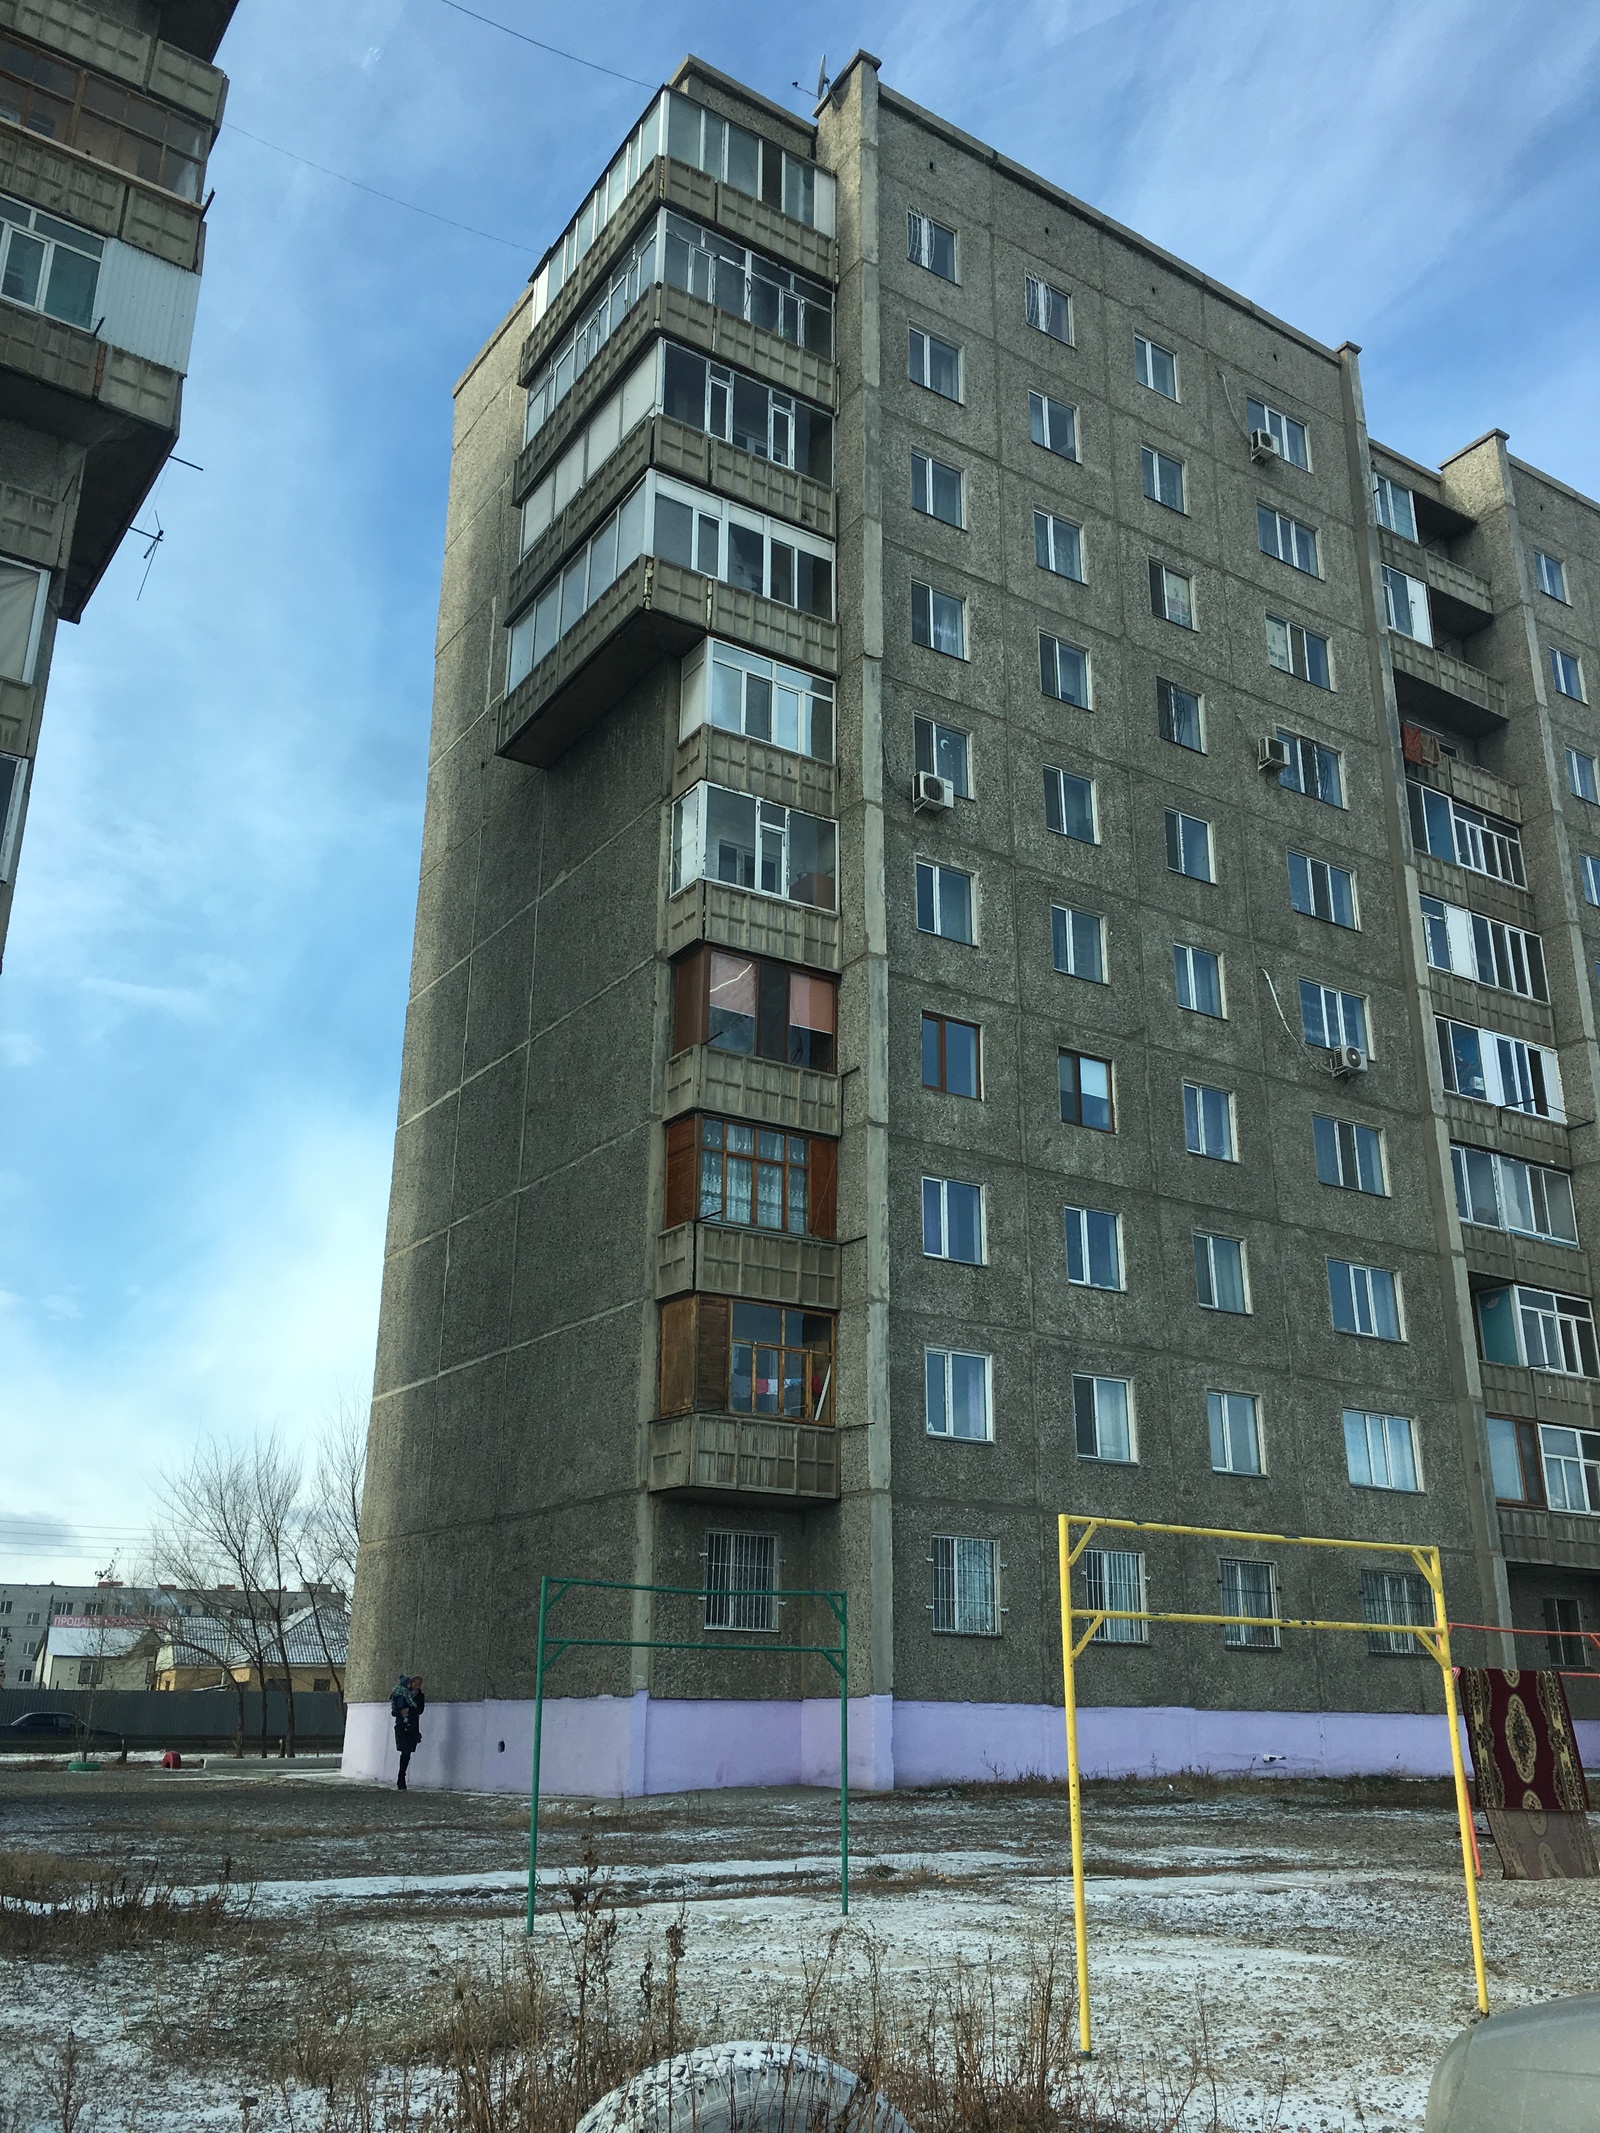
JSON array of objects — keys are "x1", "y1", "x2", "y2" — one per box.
[
  {"x1": 154, "y1": 1603, "x2": 349, "y2": 1695},
  {"x1": 36, "y1": 1618, "x2": 158, "y2": 1690}
]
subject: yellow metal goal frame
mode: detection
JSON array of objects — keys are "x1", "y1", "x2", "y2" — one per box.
[{"x1": 1057, "y1": 1513, "x2": 1487, "y2": 2057}]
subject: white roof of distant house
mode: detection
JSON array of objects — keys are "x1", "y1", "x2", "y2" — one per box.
[
  {"x1": 43, "y1": 1624, "x2": 148, "y2": 1660},
  {"x1": 156, "y1": 1604, "x2": 349, "y2": 1670}
]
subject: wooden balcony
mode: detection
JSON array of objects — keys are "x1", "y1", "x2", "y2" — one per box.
[{"x1": 648, "y1": 1411, "x2": 839, "y2": 1501}]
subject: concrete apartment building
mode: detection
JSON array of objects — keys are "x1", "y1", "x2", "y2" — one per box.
[
  {"x1": 346, "y1": 53, "x2": 1600, "y2": 1792},
  {"x1": 0, "y1": 0, "x2": 235, "y2": 965}
]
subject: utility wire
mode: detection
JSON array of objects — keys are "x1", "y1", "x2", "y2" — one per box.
[
  {"x1": 432, "y1": 0, "x2": 656, "y2": 87},
  {"x1": 220, "y1": 118, "x2": 538, "y2": 251}
]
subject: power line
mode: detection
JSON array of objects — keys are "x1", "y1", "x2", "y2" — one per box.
[
  {"x1": 220, "y1": 119, "x2": 539, "y2": 252},
  {"x1": 432, "y1": 0, "x2": 656, "y2": 87}
]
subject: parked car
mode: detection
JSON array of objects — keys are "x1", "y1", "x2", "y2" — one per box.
[{"x1": 4, "y1": 1711, "x2": 125, "y2": 1749}]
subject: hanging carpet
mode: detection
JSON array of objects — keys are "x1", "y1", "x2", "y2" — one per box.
[{"x1": 1457, "y1": 1665, "x2": 1596, "y2": 1880}]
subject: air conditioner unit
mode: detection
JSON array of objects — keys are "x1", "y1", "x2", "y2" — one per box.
[
  {"x1": 1330, "y1": 1044, "x2": 1367, "y2": 1078},
  {"x1": 1250, "y1": 428, "x2": 1281, "y2": 462},
  {"x1": 913, "y1": 770, "x2": 955, "y2": 812},
  {"x1": 1257, "y1": 735, "x2": 1292, "y2": 774}
]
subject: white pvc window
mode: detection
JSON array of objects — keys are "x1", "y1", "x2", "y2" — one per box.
[
  {"x1": 907, "y1": 209, "x2": 957, "y2": 281},
  {"x1": 930, "y1": 1536, "x2": 998, "y2": 1634},
  {"x1": 1552, "y1": 648, "x2": 1586, "y2": 702},
  {"x1": 1052, "y1": 904, "x2": 1105, "y2": 982},
  {"x1": 0, "y1": 750, "x2": 25, "y2": 883},
  {"x1": 1209, "y1": 1391, "x2": 1262, "y2": 1475},
  {"x1": 1184, "y1": 1082, "x2": 1234, "y2": 1160},
  {"x1": 1135, "y1": 333, "x2": 1177, "y2": 398},
  {"x1": 925, "y1": 1348, "x2": 992, "y2": 1440},
  {"x1": 1221, "y1": 1558, "x2": 1279, "y2": 1649},
  {"x1": 1150, "y1": 561, "x2": 1193, "y2": 627},
  {"x1": 679, "y1": 639, "x2": 834, "y2": 762},
  {"x1": 1035, "y1": 511, "x2": 1084, "y2": 582},
  {"x1": 1194, "y1": 1232, "x2": 1249, "y2": 1314},
  {"x1": 1535, "y1": 551, "x2": 1569, "y2": 602},
  {"x1": 1407, "y1": 784, "x2": 1524, "y2": 885},
  {"x1": 1418, "y1": 893, "x2": 1547, "y2": 1000},
  {"x1": 1166, "y1": 809, "x2": 1213, "y2": 882},
  {"x1": 1374, "y1": 473, "x2": 1416, "y2": 539},
  {"x1": 915, "y1": 716, "x2": 971, "y2": 796},
  {"x1": 912, "y1": 580, "x2": 965, "y2": 658},
  {"x1": 909, "y1": 326, "x2": 961, "y2": 399},
  {"x1": 1288, "y1": 850, "x2": 1357, "y2": 928},
  {"x1": 670, "y1": 782, "x2": 837, "y2": 910},
  {"x1": 1074, "y1": 1375, "x2": 1134, "y2": 1462},
  {"x1": 1159, "y1": 679, "x2": 1203, "y2": 751},
  {"x1": 1065, "y1": 1206, "x2": 1122, "y2": 1290},
  {"x1": 1029, "y1": 391, "x2": 1076, "y2": 460},
  {"x1": 1363, "y1": 1570, "x2": 1431, "y2": 1654},
  {"x1": 1040, "y1": 633, "x2": 1090, "y2": 707},
  {"x1": 1452, "y1": 1145, "x2": 1576, "y2": 1247},
  {"x1": 0, "y1": 193, "x2": 101, "y2": 328},
  {"x1": 1248, "y1": 397, "x2": 1310, "y2": 470},
  {"x1": 1174, "y1": 943, "x2": 1224, "y2": 1017},
  {"x1": 1314, "y1": 1115, "x2": 1385, "y2": 1195},
  {"x1": 1435, "y1": 1016, "x2": 1563, "y2": 1119},
  {"x1": 922, "y1": 1177, "x2": 985, "y2": 1263},
  {"x1": 521, "y1": 348, "x2": 658, "y2": 552},
  {"x1": 1567, "y1": 748, "x2": 1597, "y2": 803},
  {"x1": 1384, "y1": 565, "x2": 1433, "y2": 645},
  {"x1": 1327, "y1": 1260, "x2": 1403, "y2": 1341},
  {"x1": 1142, "y1": 447, "x2": 1185, "y2": 512},
  {"x1": 1300, "y1": 980, "x2": 1367, "y2": 1055},
  {"x1": 1045, "y1": 767, "x2": 1097, "y2": 843},
  {"x1": 1541, "y1": 1425, "x2": 1600, "y2": 1513},
  {"x1": 1083, "y1": 1548, "x2": 1147, "y2": 1643},
  {"x1": 1024, "y1": 273, "x2": 1071, "y2": 341},
  {"x1": 1265, "y1": 612, "x2": 1331, "y2": 688},
  {"x1": 1479, "y1": 1288, "x2": 1599, "y2": 1379},
  {"x1": 1277, "y1": 730, "x2": 1344, "y2": 806},
  {"x1": 0, "y1": 555, "x2": 48, "y2": 684},
  {"x1": 1258, "y1": 505, "x2": 1319, "y2": 576},
  {"x1": 913, "y1": 450, "x2": 964, "y2": 527},
  {"x1": 916, "y1": 859, "x2": 973, "y2": 943},
  {"x1": 1344, "y1": 1410, "x2": 1421, "y2": 1493}
]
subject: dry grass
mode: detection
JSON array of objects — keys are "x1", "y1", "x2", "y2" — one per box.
[
  {"x1": 947, "y1": 1770, "x2": 1459, "y2": 1812},
  {"x1": 0, "y1": 1850, "x2": 247, "y2": 1959}
]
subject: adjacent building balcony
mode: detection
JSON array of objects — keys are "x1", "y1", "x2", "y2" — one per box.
[
  {"x1": 655, "y1": 1219, "x2": 840, "y2": 1309},
  {"x1": 666, "y1": 877, "x2": 841, "y2": 970},
  {"x1": 1390, "y1": 635, "x2": 1508, "y2": 736},
  {"x1": 1380, "y1": 528, "x2": 1494, "y2": 636},
  {"x1": 648, "y1": 1412, "x2": 839, "y2": 1502},
  {"x1": 1498, "y1": 1505, "x2": 1600, "y2": 1573},
  {"x1": 664, "y1": 1045, "x2": 842, "y2": 1137},
  {"x1": 514, "y1": 280, "x2": 837, "y2": 505},
  {"x1": 673, "y1": 720, "x2": 837, "y2": 816}
]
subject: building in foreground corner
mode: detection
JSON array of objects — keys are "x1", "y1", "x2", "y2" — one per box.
[
  {"x1": 346, "y1": 53, "x2": 1600, "y2": 1793},
  {"x1": 0, "y1": 0, "x2": 237, "y2": 965}
]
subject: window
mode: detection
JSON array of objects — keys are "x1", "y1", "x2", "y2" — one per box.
[
  {"x1": 1074, "y1": 1375, "x2": 1135, "y2": 1462},
  {"x1": 1141, "y1": 447, "x2": 1185, "y2": 512},
  {"x1": 1194, "y1": 1232, "x2": 1249, "y2": 1314},
  {"x1": 923, "y1": 1177, "x2": 985, "y2": 1263},
  {"x1": 1535, "y1": 551, "x2": 1569, "y2": 602},
  {"x1": 0, "y1": 750, "x2": 26, "y2": 883},
  {"x1": 1288, "y1": 851, "x2": 1357, "y2": 928},
  {"x1": 1478, "y1": 1287, "x2": 1599, "y2": 1378},
  {"x1": 1452, "y1": 1145, "x2": 1577, "y2": 1246},
  {"x1": 1419, "y1": 893, "x2": 1547, "y2": 1000},
  {"x1": 1407, "y1": 784, "x2": 1525, "y2": 885},
  {"x1": 520, "y1": 352, "x2": 656, "y2": 553},
  {"x1": 916, "y1": 859, "x2": 974, "y2": 943},
  {"x1": 1149, "y1": 560, "x2": 1194, "y2": 627},
  {"x1": 727, "y1": 1303, "x2": 835, "y2": 1424},
  {"x1": 0, "y1": 558, "x2": 47, "y2": 686},
  {"x1": 1, "y1": 191, "x2": 105, "y2": 333},
  {"x1": 0, "y1": 34, "x2": 209, "y2": 199},
  {"x1": 923, "y1": 1012, "x2": 981, "y2": 1097},
  {"x1": 915, "y1": 716, "x2": 971, "y2": 797},
  {"x1": 1184, "y1": 1082, "x2": 1234, "y2": 1161},
  {"x1": 1029, "y1": 391, "x2": 1077, "y2": 459},
  {"x1": 1045, "y1": 767, "x2": 1097, "y2": 842},
  {"x1": 1486, "y1": 1415, "x2": 1544, "y2": 1505},
  {"x1": 912, "y1": 580, "x2": 966, "y2": 657},
  {"x1": 695, "y1": 1116, "x2": 811, "y2": 1232},
  {"x1": 1363, "y1": 1570, "x2": 1431, "y2": 1655},
  {"x1": 1551, "y1": 648, "x2": 1585, "y2": 701},
  {"x1": 925, "y1": 1349, "x2": 992, "y2": 1440},
  {"x1": 1328, "y1": 1260, "x2": 1403, "y2": 1341},
  {"x1": 909, "y1": 326, "x2": 961, "y2": 399},
  {"x1": 1209, "y1": 1391, "x2": 1263, "y2": 1476},
  {"x1": 670, "y1": 783, "x2": 837, "y2": 909},
  {"x1": 1065, "y1": 1206, "x2": 1122, "y2": 1289},
  {"x1": 930, "y1": 1537, "x2": 998, "y2": 1634},
  {"x1": 1568, "y1": 749, "x2": 1597, "y2": 803},
  {"x1": 1258, "y1": 506, "x2": 1319, "y2": 576},
  {"x1": 1541, "y1": 1425, "x2": 1600, "y2": 1512},
  {"x1": 1543, "y1": 1596, "x2": 1585, "y2": 1669},
  {"x1": 1221, "y1": 1558, "x2": 1279, "y2": 1649},
  {"x1": 1435, "y1": 1017, "x2": 1562, "y2": 1119},
  {"x1": 1314, "y1": 1116, "x2": 1385, "y2": 1195},
  {"x1": 672, "y1": 946, "x2": 837, "y2": 1072},
  {"x1": 661, "y1": 92, "x2": 835, "y2": 232},
  {"x1": 680, "y1": 639, "x2": 834, "y2": 762},
  {"x1": 1277, "y1": 731, "x2": 1344, "y2": 806},
  {"x1": 1040, "y1": 633, "x2": 1090, "y2": 707},
  {"x1": 1135, "y1": 333, "x2": 1177, "y2": 398},
  {"x1": 1248, "y1": 398, "x2": 1310, "y2": 471},
  {"x1": 660, "y1": 343, "x2": 834, "y2": 481},
  {"x1": 1174, "y1": 943, "x2": 1224, "y2": 1017},
  {"x1": 1052, "y1": 904, "x2": 1105, "y2": 982},
  {"x1": 1344, "y1": 1410, "x2": 1421, "y2": 1493},
  {"x1": 704, "y1": 1531, "x2": 777, "y2": 1632},
  {"x1": 1024, "y1": 273, "x2": 1071, "y2": 341},
  {"x1": 1265, "y1": 613, "x2": 1331, "y2": 688},
  {"x1": 1083, "y1": 1549, "x2": 1147, "y2": 1643},
  {"x1": 1035, "y1": 511, "x2": 1085, "y2": 581},
  {"x1": 1158, "y1": 679, "x2": 1203, "y2": 752},
  {"x1": 1165, "y1": 809, "x2": 1214, "y2": 882},
  {"x1": 1059, "y1": 1051, "x2": 1113, "y2": 1131},
  {"x1": 907, "y1": 209, "x2": 957, "y2": 280},
  {"x1": 913, "y1": 451, "x2": 964, "y2": 527},
  {"x1": 1582, "y1": 857, "x2": 1600, "y2": 908},
  {"x1": 1373, "y1": 473, "x2": 1416, "y2": 540},
  {"x1": 1383, "y1": 565, "x2": 1433, "y2": 645}
]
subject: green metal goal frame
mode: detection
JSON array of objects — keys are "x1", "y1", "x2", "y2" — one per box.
[{"x1": 525, "y1": 1574, "x2": 849, "y2": 1930}]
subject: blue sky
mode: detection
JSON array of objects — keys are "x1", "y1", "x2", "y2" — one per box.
[{"x1": 2, "y1": 0, "x2": 1597, "y2": 1582}]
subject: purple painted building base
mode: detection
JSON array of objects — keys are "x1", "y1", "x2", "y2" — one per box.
[{"x1": 343, "y1": 1695, "x2": 1600, "y2": 1794}]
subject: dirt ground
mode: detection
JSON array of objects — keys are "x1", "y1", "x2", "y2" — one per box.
[{"x1": 3, "y1": 1757, "x2": 1599, "y2": 2130}]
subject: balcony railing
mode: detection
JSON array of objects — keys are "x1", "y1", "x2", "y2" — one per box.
[
  {"x1": 648, "y1": 1411, "x2": 839, "y2": 1500},
  {"x1": 655, "y1": 1219, "x2": 840, "y2": 1309},
  {"x1": 1390, "y1": 635, "x2": 1508, "y2": 734},
  {"x1": 1379, "y1": 527, "x2": 1494, "y2": 634},
  {"x1": 1498, "y1": 1504, "x2": 1600, "y2": 1572},
  {"x1": 664, "y1": 1045, "x2": 842, "y2": 1137}
]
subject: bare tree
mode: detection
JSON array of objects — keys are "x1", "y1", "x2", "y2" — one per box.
[{"x1": 290, "y1": 1393, "x2": 366, "y2": 1711}]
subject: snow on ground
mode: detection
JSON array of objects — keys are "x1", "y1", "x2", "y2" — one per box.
[{"x1": 2, "y1": 1766, "x2": 1599, "y2": 2130}]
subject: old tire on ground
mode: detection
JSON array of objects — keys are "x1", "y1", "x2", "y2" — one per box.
[{"x1": 573, "y1": 2041, "x2": 915, "y2": 2133}]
